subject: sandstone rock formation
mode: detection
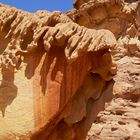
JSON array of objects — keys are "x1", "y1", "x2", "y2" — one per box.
[
  {"x1": 70, "y1": 0, "x2": 140, "y2": 139},
  {"x1": 0, "y1": 2, "x2": 117, "y2": 140},
  {"x1": 0, "y1": 0, "x2": 139, "y2": 139}
]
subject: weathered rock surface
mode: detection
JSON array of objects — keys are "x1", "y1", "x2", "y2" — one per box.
[
  {"x1": 0, "y1": 2, "x2": 117, "y2": 140},
  {"x1": 87, "y1": 56, "x2": 140, "y2": 140},
  {"x1": 87, "y1": 98, "x2": 140, "y2": 140},
  {"x1": 73, "y1": 0, "x2": 140, "y2": 139},
  {"x1": 0, "y1": 0, "x2": 140, "y2": 139}
]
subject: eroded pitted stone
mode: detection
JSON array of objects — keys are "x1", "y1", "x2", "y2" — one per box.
[{"x1": 0, "y1": 2, "x2": 118, "y2": 140}]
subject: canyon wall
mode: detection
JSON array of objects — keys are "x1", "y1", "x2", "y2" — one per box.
[
  {"x1": 0, "y1": 0, "x2": 139, "y2": 139},
  {"x1": 0, "y1": 3, "x2": 117, "y2": 140},
  {"x1": 67, "y1": 0, "x2": 140, "y2": 139}
]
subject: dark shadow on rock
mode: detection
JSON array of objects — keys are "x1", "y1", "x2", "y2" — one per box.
[
  {"x1": 72, "y1": 79, "x2": 114, "y2": 140},
  {"x1": 0, "y1": 65, "x2": 17, "y2": 117},
  {"x1": 46, "y1": 74, "x2": 114, "y2": 140},
  {"x1": 25, "y1": 50, "x2": 45, "y2": 80},
  {"x1": 124, "y1": 0, "x2": 139, "y2": 2},
  {"x1": 40, "y1": 46, "x2": 65, "y2": 95}
]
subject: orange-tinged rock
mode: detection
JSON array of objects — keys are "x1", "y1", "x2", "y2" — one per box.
[{"x1": 0, "y1": 1, "x2": 118, "y2": 140}]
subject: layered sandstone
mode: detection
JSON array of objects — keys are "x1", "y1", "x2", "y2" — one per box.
[{"x1": 0, "y1": 3, "x2": 117, "y2": 140}]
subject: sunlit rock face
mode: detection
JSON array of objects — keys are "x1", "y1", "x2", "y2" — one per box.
[
  {"x1": 0, "y1": 2, "x2": 118, "y2": 140},
  {"x1": 69, "y1": 0, "x2": 140, "y2": 139},
  {"x1": 1, "y1": 0, "x2": 139, "y2": 139},
  {"x1": 1, "y1": 0, "x2": 140, "y2": 139}
]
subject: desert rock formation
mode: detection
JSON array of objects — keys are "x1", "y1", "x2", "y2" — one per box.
[
  {"x1": 0, "y1": 2, "x2": 117, "y2": 140},
  {"x1": 0, "y1": 0, "x2": 139, "y2": 140},
  {"x1": 69, "y1": 0, "x2": 140, "y2": 139}
]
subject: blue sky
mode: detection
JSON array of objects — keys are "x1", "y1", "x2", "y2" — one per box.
[{"x1": 0, "y1": 0, "x2": 74, "y2": 12}]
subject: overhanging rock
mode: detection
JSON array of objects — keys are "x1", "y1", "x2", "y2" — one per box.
[{"x1": 0, "y1": 3, "x2": 117, "y2": 140}]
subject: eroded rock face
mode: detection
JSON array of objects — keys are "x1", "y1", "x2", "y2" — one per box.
[
  {"x1": 0, "y1": 3, "x2": 117, "y2": 140},
  {"x1": 1, "y1": 0, "x2": 139, "y2": 139},
  {"x1": 87, "y1": 56, "x2": 140, "y2": 140},
  {"x1": 72, "y1": 0, "x2": 140, "y2": 139}
]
